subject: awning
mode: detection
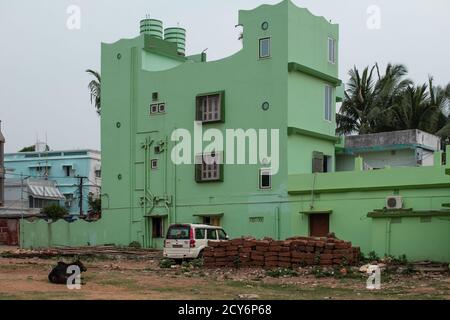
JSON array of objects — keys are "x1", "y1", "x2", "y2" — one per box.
[
  {"x1": 299, "y1": 210, "x2": 333, "y2": 215},
  {"x1": 27, "y1": 182, "x2": 65, "y2": 200},
  {"x1": 193, "y1": 212, "x2": 224, "y2": 217}
]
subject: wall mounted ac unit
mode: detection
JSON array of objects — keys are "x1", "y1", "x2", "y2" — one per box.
[{"x1": 386, "y1": 196, "x2": 403, "y2": 210}]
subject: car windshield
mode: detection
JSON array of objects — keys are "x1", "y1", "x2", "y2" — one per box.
[{"x1": 166, "y1": 225, "x2": 190, "y2": 239}]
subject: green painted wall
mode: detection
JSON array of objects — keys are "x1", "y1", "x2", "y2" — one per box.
[{"x1": 21, "y1": 0, "x2": 450, "y2": 262}]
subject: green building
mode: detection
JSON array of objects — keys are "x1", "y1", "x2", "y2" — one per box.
[{"x1": 21, "y1": 0, "x2": 450, "y2": 262}]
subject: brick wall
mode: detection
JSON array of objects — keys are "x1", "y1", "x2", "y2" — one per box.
[
  {"x1": 203, "y1": 236, "x2": 360, "y2": 268},
  {"x1": 0, "y1": 219, "x2": 19, "y2": 246}
]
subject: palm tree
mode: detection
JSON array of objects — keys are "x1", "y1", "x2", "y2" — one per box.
[
  {"x1": 389, "y1": 83, "x2": 440, "y2": 133},
  {"x1": 86, "y1": 69, "x2": 101, "y2": 115},
  {"x1": 336, "y1": 63, "x2": 411, "y2": 135}
]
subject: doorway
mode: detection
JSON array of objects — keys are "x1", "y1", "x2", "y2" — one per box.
[{"x1": 309, "y1": 214, "x2": 330, "y2": 237}]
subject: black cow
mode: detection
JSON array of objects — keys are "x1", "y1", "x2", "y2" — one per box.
[{"x1": 48, "y1": 260, "x2": 87, "y2": 285}]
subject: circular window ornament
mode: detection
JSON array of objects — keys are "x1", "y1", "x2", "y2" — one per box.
[
  {"x1": 116, "y1": 122, "x2": 121, "y2": 128},
  {"x1": 117, "y1": 174, "x2": 122, "y2": 180},
  {"x1": 262, "y1": 101, "x2": 270, "y2": 111},
  {"x1": 261, "y1": 21, "x2": 269, "y2": 30},
  {"x1": 117, "y1": 53, "x2": 122, "y2": 60}
]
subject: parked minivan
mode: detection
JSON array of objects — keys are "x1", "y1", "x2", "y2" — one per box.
[{"x1": 163, "y1": 224, "x2": 229, "y2": 260}]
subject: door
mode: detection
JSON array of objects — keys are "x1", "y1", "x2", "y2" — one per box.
[{"x1": 309, "y1": 214, "x2": 329, "y2": 237}]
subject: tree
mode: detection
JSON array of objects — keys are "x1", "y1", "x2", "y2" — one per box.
[
  {"x1": 86, "y1": 69, "x2": 101, "y2": 115},
  {"x1": 19, "y1": 144, "x2": 50, "y2": 152},
  {"x1": 42, "y1": 204, "x2": 68, "y2": 221},
  {"x1": 337, "y1": 63, "x2": 450, "y2": 141},
  {"x1": 336, "y1": 63, "x2": 412, "y2": 135}
]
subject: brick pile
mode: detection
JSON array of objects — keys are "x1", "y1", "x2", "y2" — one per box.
[{"x1": 203, "y1": 236, "x2": 360, "y2": 268}]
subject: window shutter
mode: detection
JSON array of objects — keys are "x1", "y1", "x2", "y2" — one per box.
[
  {"x1": 195, "y1": 97, "x2": 202, "y2": 121},
  {"x1": 312, "y1": 151, "x2": 324, "y2": 173},
  {"x1": 220, "y1": 91, "x2": 225, "y2": 123},
  {"x1": 195, "y1": 163, "x2": 202, "y2": 182},
  {"x1": 219, "y1": 163, "x2": 224, "y2": 182}
]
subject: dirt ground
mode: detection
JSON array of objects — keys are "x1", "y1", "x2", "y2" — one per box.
[{"x1": 0, "y1": 246, "x2": 448, "y2": 300}]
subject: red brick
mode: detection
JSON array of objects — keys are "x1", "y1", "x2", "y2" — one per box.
[
  {"x1": 278, "y1": 262, "x2": 292, "y2": 268},
  {"x1": 265, "y1": 256, "x2": 278, "y2": 262},
  {"x1": 279, "y1": 252, "x2": 291, "y2": 257},
  {"x1": 264, "y1": 251, "x2": 278, "y2": 257}
]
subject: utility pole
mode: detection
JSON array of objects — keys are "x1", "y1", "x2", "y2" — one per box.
[{"x1": 77, "y1": 176, "x2": 87, "y2": 217}]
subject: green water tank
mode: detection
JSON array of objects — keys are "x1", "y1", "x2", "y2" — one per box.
[
  {"x1": 164, "y1": 27, "x2": 186, "y2": 56},
  {"x1": 140, "y1": 18, "x2": 163, "y2": 39}
]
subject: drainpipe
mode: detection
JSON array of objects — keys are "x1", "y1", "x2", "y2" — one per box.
[
  {"x1": 275, "y1": 207, "x2": 280, "y2": 240},
  {"x1": 385, "y1": 219, "x2": 392, "y2": 256}
]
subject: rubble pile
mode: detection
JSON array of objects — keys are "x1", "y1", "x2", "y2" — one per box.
[{"x1": 203, "y1": 236, "x2": 360, "y2": 268}]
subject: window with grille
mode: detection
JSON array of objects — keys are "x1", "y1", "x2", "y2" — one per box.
[
  {"x1": 324, "y1": 85, "x2": 333, "y2": 121},
  {"x1": 196, "y1": 92, "x2": 225, "y2": 123},
  {"x1": 195, "y1": 152, "x2": 224, "y2": 183},
  {"x1": 328, "y1": 37, "x2": 336, "y2": 64}
]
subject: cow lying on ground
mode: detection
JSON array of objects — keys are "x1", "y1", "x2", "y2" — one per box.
[{"x1": 48, "y1": 260, "x2": 87, "y2": 285}]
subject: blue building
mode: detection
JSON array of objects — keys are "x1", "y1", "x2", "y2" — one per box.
[{"x1": 3, "y1": 148, "x2": 101, "y2": 216}]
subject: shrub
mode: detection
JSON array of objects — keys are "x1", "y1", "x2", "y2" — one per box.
[
  {"x1": 266, "y1": 268, "x2": 298, "y2": 278},
  {"x1": 367, "y1": 251, "x2": 380, "y2": 261},
  {"x1": 128, "y1": 241, "x2": 142, "y2": 249},
  {"x1": 159, "y1": 258, "x2": 175, "y2": 268},
  {"x1": 42, "y1": 204, "x2": 68, "y2": 221}
]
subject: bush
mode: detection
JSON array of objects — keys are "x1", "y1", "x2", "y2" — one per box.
[
  {"x1": 367, "y1": 251, "x2": 380, "y2": 261},
  {"x1": 128, "y1": 241, "x2": 142, "y2": 249},
  {"x1": 159, "y1": 258, "x2": 175, "y2": 268},
  {"x1": 42, "y1": 204, "x2": 68, "y2": 221}
]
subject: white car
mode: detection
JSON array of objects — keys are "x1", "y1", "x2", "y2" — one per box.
[{"x1": 163, "y1": 223, "x2": 229, "y2": 260}]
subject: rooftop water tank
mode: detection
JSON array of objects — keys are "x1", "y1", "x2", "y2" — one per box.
[
  {"x1": 164, "y1": 27, "x2": 186, "y2": 56},
  {"x1": 140, "y1": 18, "x2": 163, "y2": 39}
]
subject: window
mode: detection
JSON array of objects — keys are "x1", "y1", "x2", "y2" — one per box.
[
  {"x1": 151, "y1": 159, "x2": 158, "y2": 170},
  {"x1": 166, "y1": 225, "x2": 190, "y2": 239},
  {"x1": 28, "y1": 196, "x2": 58, "y2": 209},
  {"x1": 195, "y1": 153, "x2": 223, "y2": 183},
  {"x1": 259, "y1": 168, "x2": 272, "y2": 189},
  {"x1": 312, "y1": 152, "x2": 332, "y2": 173},
  {"x1": 95, "y1": 169, "x2": 101, "y2": 178},
  {"x1": 152, "y1": 92, "x2": 158, "y2": 101},
  {"x1": 323, "y1": 155, "x2": 332, "y2": 173},
  {"x1": 324, "y1": 85, "x2": 333, "y2": 121},
  {"x1": 196, "y1": 92, "x2": 224, "y2": 123},
  {"x1": 63, "y1": 165, "x2": 73, "y2": 177},
  {"x1": 202, "y1": 216, "x2": 221, "y2": 226},
  {"x1": 195, "y1": 228, "x2": 206, "y2": 240},
  {"x1": 64, "y1": 194, "x2": 74, "y2": 208},
  {"x1": 158, "y1": 103, "x2": 166, "y2": 114},
  {"x1": 150, "y1": 104, "x2": 158, "y2": 114},
  {"x1": 217, "y1": 229, "x2": 228, "y2": 240},
  {"x1": 328, "y1": 37, "x2": 336, "y2": 64},
  {"x1": 207, "y1": 229, "x2": 217, "y2": 240},
  {"x1": 312, "y1": 151, "x2": 324, "y2": 173},
  {"x1": 152, "y1": 217, "x2": 164, "y2": 238},
  {"x1": 259, "y1": 37, "x2": 271, "y2": 58}
]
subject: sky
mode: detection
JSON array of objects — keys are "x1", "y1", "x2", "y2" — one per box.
[{"x1": 0, "y1": 0, "x2": 449, "y2": 153}]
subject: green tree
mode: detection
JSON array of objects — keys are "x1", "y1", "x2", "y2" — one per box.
[
  {"x1": 86, "y1": 69, "x2": 101, "y2": 115},
  {"x1": 42, "y1": 204, "x2": 68, "y2": 221},
  {"x1": 336, "y1": 63, "x2": 411, "y2": 135}
]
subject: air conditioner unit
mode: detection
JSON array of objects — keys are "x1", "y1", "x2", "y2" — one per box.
[{"x1": 386, "y1": 196, "x2": 403, "y2": 210}]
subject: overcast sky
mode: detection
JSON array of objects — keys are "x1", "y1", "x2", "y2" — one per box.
[{"x1": 1, "y1": 0, "x2": 449, "y2": 153}]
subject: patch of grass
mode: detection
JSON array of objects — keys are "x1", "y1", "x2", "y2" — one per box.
[
  {"x1": 97, "y1": 277, "x2": 141, "y2": 290},
  {"x1": 265, "y1": 268, "x2": 298, "y2": 278}
]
